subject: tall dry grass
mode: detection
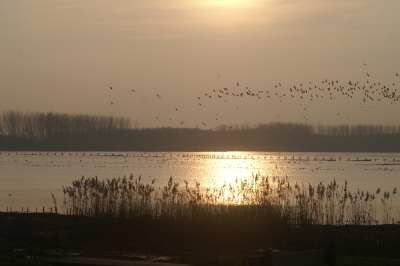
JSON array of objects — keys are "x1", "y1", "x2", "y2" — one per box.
[{"x1": 60, "y1": 173, "x2": 397, "y2": 226}]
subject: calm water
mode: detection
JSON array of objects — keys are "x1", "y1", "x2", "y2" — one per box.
[{"x1": 1, "y1": 151, "x2": 400, "y2": 218}]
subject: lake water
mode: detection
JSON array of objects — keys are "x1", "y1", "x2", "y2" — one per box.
[{"x1": 1, "y1": 151, "x2": 400, "y2": 220}]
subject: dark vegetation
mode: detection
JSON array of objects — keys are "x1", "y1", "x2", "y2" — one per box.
[
  {"x1": 1, "y1": 175, "x2": 399, "y2": 265},
  {"x1": 57, "y1": 174, "x2": 399, "y2": 261},
  {"x1": 60, "y1": 174, "x2": 397, "y2": 226},
  {"x1": 1, "y1": 110, "x2": 400, "y2": 152}
]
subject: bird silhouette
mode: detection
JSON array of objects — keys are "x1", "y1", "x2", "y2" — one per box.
[{"x1": 120, "y1": 68, "x2": 400, "y2": 129}]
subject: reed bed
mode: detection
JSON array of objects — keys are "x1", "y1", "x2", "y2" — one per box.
[{"x1": 60, "y1": 174, "x2": 397, "y2": 226}]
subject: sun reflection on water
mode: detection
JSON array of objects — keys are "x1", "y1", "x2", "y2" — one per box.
[
  {"x1": 196, "y1": 151, "x2": 291, "y2": 188},
  {"x1": 177, "y1": 151, "x2": 302, "y2": 206},
  {"x1": 199, "y1": 152, "x2": 258, "y2": 186},
  {"x1": 191, "y1": 152, "x2": 279, "y2": 206}
]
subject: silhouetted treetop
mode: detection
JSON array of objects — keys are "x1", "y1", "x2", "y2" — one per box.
[{"x1": 1, "y1": 110, "x2": 399, "y2": 152}]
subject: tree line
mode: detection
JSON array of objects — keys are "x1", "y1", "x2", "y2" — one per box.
[{"x1": 1, "y1": 110, "x2": 399, "y2": 152}]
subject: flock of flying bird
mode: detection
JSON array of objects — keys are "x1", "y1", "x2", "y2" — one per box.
[{"x1": 108, "y1": 66, "x2": 399, "y2": 128}]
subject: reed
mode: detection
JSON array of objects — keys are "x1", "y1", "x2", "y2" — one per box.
[{"x1": 59, "y1": 173, "x2": 397, "y2": 226}]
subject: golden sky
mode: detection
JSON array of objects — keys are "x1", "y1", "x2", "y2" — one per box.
[{"x1": 1, "y1": 0, "x2": 399, "y2": 128}]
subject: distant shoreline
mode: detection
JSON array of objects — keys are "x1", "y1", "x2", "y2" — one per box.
[{"x1": 1, "y1": 110, "x2": 400, "y2": 152}]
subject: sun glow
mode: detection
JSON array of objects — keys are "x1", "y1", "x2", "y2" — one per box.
[
  {"x1": 199, "y1": 0, "x2": 250, "y2": 8},
  {"x1": 192, "y1": 0, "x2": 269, "y2": 27}
]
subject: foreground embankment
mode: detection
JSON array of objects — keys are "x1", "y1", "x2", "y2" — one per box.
[{"x1": 1, "y1": 212, "x2": 400, "y2": 265}]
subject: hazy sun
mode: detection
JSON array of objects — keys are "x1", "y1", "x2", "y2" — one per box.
[
  {"x1": 199, "y1": 0, "x2": 250, "y2": 8},
  {"x1": 193, "y1": 0, "x2": 262, "y2": 26}
]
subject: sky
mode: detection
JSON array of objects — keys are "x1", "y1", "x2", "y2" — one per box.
[{"x1": 1, "y1": 0, "x2": 399, "y2": 129}]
